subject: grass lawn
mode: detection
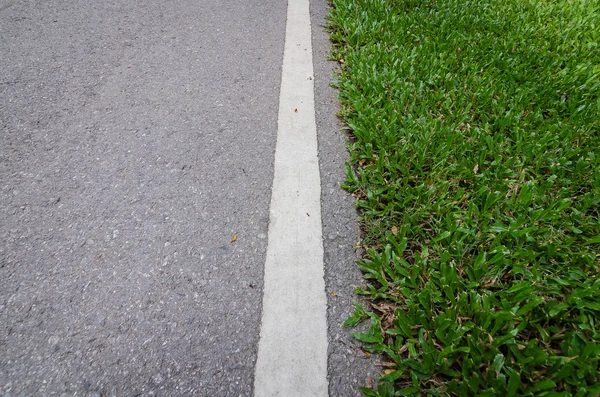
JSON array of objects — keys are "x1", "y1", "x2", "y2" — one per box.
[{"x1": 328, "y1": 0, "x2": 600, "y2": 395}]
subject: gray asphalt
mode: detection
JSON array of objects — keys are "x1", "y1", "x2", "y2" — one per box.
[
  {"x1": 310, "y1": 1, "x2": 379, "y2": 395},
  {"x1": 1, "y1": 0, "x2": 376, "y2": 395}
]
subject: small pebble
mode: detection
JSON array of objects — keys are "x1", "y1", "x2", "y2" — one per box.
[{"x1": 152, "y1": 373, "x2": 163, "y2": 385}]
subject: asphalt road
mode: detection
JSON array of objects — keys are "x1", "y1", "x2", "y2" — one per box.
[{"x1": 1, "y1": 0, "x2": 376, "y2": 395}]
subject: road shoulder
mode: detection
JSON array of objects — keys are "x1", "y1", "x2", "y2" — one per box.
[{"x1": 310, "y1": 0, "x2": 380, "y2": 395}]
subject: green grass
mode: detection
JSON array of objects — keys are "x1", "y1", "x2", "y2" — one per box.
[{"x1": 328, "y1": 0, "x2": 600, "y2": 395}]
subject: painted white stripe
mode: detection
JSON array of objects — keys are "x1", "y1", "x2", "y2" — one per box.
[{"x1": 253, "y1": 0, "x2": 328, "y2": 395}]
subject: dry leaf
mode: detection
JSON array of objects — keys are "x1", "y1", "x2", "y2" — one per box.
[
  {"x1": 294, "y1": 108, "x2": 298, "y2": 113},
  {"x1": 339, "y1": 58, "x2": 346, "y2": 63},
  {"x1": 398, "y1": 344, "x2": 408, "y2": 354},
  {"x1": 384, "y1": 369, "x2": 395, "y2": 375},
  {"x1": 391, "y1": 226, "x2": 398, "y2": 236},
  {"x1": 473, "y1": 163, "x2": 479, "y2": 174}
]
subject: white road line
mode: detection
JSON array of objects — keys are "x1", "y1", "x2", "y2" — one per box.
[{"x1": 253, "y1": 0, "x2": 328, "y2": 395}]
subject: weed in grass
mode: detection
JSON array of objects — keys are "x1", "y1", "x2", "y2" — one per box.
[{"x1": 329, "y1": 0, "x2": 600, "y2": 395}]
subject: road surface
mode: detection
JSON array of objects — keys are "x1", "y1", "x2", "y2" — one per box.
[{"x1": 0, "y1": 0, "x2": 377, "y2": 395}]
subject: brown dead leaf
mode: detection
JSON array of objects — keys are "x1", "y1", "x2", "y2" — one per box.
[
  {"x1": 398, "y1": 344, "x2": 408, "y2": 354},
  {"x1": 372, "y1": 302, "x2": 399, "y2": 314},
  {"x1": 481, "y1": 277, "x2": 498, "y2": 289},
  {"x1": 473, "y1": 163, "x2": 480, "y2": 174},
  {"x1": 377, "y1": 361, "x2": 397, "y2": 368},
  {"x1": 506, "y1": 181, "x2": 519, "y2": 198},
  {"x1": 391, "y1": 226, "x2": 398, "y2": 236}
]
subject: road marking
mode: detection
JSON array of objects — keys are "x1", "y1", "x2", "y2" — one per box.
[{"x1": 253, "y1": 0, "x2": 328, "y2": 395}]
